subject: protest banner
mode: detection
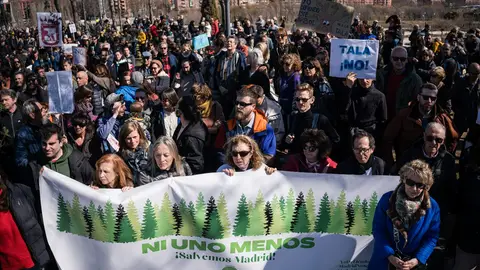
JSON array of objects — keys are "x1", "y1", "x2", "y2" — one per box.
[
  {"x1": 37, "y1": 12, "x2": 63, "y2": 47},
  {"x1": 73, "y1": 46, "x2": 87, "y2": 66},
  {"x1": 40, "y1": 168, "x2": 399, "y2": 270},
  {"x1": 193, "y1": 33, "x2": 210, "y2": 50},
  {"x1": 329, "y1": 39, "x2": 379, "y2": 79},
  {"x1": 69, "y1": 23, "x2": 77, "y2": 34},
  {"x1": 46, "y1": 71, "x2": 74, "y2": 114},
  {"x1": 295, "y1": 0, "x2": 354, "y2": 38}
]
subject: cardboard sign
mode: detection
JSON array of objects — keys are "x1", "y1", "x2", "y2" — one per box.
[
  {"x1": 192, "y1": 34, "x2": 210, "y2": 50},
  {"x1": 329, "y1": 39, "x2": 379, "y2": 79},
  {"x1": 69, "y1": 23, "x2": 77, "y2": 34},
  {"x1": 46, "y1": 71, "x2": 74, "y2": 114},
  {"x1": 295, "y1": 0, "x2": 354, "y2": 38},
  {"x1": 73, "y1": 47, "x2": 87, "y2": 66},
  {"x1": 37, "y1": 12, "x2": 63, "y2": 47}
]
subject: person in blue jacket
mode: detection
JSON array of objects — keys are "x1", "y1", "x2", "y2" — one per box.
[{"x1": 368, "y1": 159, "x2": 440, "y2": 270}]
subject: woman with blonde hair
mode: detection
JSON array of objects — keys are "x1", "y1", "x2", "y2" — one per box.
[
  {"x1": 138, "y1": 136, "x2": 192, "y2": 185},
  {"x1": 217, "y1": 135, "x2": 276, "y2": 176},
  {"x1": 118, "y1": 121, "x2": 152, "y2": 185},
  {"x1": 92, "y1": 154, "x2": 134, "y2": 191},
  {"x1": 368, "y1": 159, "x2": 440, "y2": 270}
]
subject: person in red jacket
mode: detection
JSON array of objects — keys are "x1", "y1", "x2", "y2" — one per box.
[{"x1": 283, "y1": 129, "x2": 337, "y2": 173}]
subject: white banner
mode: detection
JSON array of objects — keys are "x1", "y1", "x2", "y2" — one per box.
[
  {"x1": 40, "y1": 168, "x2": 398, "y2": 270},
  {"x1": 37, "y1": 12, "x2": 63, "y2": 48},
  {"x1": 46, "y1": 71, "x2": 74, "y2": 114},
  {"x1": 330, "y1": 39, "x2": 379, "y2": 79}
]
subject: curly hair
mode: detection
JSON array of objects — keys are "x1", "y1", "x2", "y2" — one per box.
[
  {"x1": 225, "y1": 135, "x2": 264, "y2": 170},
  {"x1": 94, "y1": 154, "x2": 133, "y2": 188},
  {"x1": 398, "y1": 159, "x2": 434, "y2": 188},
  {"x1": 280, "y1": 53, "x2": 302, "y2": 72}
]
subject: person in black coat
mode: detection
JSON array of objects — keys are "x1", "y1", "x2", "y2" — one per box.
[
  {"x1": 336, "y1": 129, "x2": 386, "y2": 175},
  {"x1": 173, "y1": 96, "x2": 208, "y2": 174}
]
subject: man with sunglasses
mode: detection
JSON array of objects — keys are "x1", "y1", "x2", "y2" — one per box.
[
  {"x1": 382, "y1": 83, "x2": 458, "y2": 168},
  {"x1": 376, "y1": 46, "x2": 423, "y2": 120}
]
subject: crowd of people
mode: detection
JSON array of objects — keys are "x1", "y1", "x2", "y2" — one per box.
[{"x1": 0, "y1": 12, "x2": 479, "y2": 270}]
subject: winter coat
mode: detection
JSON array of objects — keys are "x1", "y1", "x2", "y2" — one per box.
[
  {"x1": 367, "y1": 191, "x2": 440, "y2": 269},
  {"x1": 137, "y1": 158, "x2": 192, "y2": 186},
  {"x1": 173, "y1": 121, "x2": 208, "y2": 174},
  {"x1": 5, "y1": 181, "x2": 51, "y2": 267}
]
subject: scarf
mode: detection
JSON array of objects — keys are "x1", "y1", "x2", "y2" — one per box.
[
  {"x1": 198, "y1": 100, "x2": 213, "y2": 118},
  {"x1": 387, "y1": 184, "x2": 431, "y2": 248}
]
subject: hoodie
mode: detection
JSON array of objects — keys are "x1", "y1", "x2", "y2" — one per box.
[{"x1": 45, "y1": 144, "x2": 73, "y2": 178}]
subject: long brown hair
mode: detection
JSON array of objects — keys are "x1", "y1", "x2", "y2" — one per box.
[
  {"x1": 94, "y1": 154, "x2": 133, "y2": 188},
  {"x1": 224, "y1": 135, "x2": 264, "y2": 170}
]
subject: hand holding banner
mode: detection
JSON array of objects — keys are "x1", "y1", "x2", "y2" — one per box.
[{"x1": 329, "y1": 39, "x2": 379, "y2": 79}]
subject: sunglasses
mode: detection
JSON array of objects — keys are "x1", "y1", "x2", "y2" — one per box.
[
  {"x1": 235, "y1": 101, "x2": 253, "y2": 107},
  {"x1": 392, "y1": 56, "x2": 407, "y2": 62},
  {"x1": 295, "y1": 97, "x2": 311, "y2": 103},
  {"x1": 232, "y1": 150, "x2": 251, "y2": 157},
  {"x1": 425, "y1": 135, "x2": 444, "y2": 144},
  {"x1": 405, "y1": 178, "x2": 426, "y2": 189},
  {"x1": 303, "y1": 145, "x2": 317, "y2": 152},
  {"x1": 421, "y1": 95, "x2": 437, "y2": 102}
]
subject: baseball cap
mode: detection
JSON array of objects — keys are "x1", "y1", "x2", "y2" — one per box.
[{"x1": 105, "y1": 93, "x2": 124, "y2": 107}]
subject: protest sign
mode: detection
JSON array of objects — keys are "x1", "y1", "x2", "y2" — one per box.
[
  {"x1": 40, "y1": 168, "x2": 398, "y2": 270},
  {"x1": 69, "y1": 23, "x2": 77, "y2": 34},
  {"x1": 295, "y1": 0, "x2": 354, "y2": 38},
  {"x1": 329, "y1": 39, "x2": 379, "y2": 79},
  {"x1": 37, "y1": 12, "x2": 63, "y2": 47},
  {"x1": 73, "y1": 46, "x2": 87, "y2": 66},
  {"x1": 46, "y1": 71, "x2": 74, "y2": 114},
  {"x1": 193, "y1": 34, "x2": 210, "y2": 50}
]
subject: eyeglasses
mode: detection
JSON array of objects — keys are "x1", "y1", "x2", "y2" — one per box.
[
  {"x1": 295, "y1": 97, "x2": 311, "y2": 103},
  {"x1": 235, "y1": 100, "x2": 253, "y2": 108},
  {"x1": 421, "y1": 95, "x2": 437, "y2": 102},
  {"x1": 231, "y1": 150, "x2": 251, "y2": 157},
  {"x1": 425, "y1": 135, "x2": 444, "y2": 144},
  {"x1": 392, "y1": 56, "x2": 407, "y2": 62},
  {"x1": 353, "y1": 147, "x2": 371, "y2": 154},
  {"x1": 405, "y1": 178, "x2": 426, "y2": 189},
  {"x1": 303, "y1": 145, "x2": 317, "y2": 152}
]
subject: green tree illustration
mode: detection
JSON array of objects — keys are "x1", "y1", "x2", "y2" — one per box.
[
  {"x1": 188, "y1": 201, "x2": 202, "y2": 236},
  {"x1": 156, "y1": 193, "x2": 175, "y2": 236},
  {"x1": 350, "y1": 201, "x2": 368, "y2": 236},
  {"x1": 83, "y1": 206, "x2": 93, "y2": 238},
  {"x1": 247, "y1": 191, "x2": 266, "y2": 236},
  {"x1": 264, "y1": 201, "x2": 273, "y2": 235},
  {"x1": 279, "y1": 196, "x2": 286, "y2": 220},
  {"x1": 56, "y1": 193, "x2": 71, "y2": 232},
  {"x1": 328, "y1": 190, "x2": 347, "y2": 234},
  {"x1": 141, "y1": 199, "x2": 157, "y2": 239},
  {"x1": 178, "y1": 199, "x2": 198, "y2": 236},
  {"x1": 195, "y1": 192, "x2": 207, "y2": 232},
  {"x1": 203, "y1": 196, "x2": 223, "y2": 239},
  {"x1": 217, "y1": 192, "x2": 231, "y2": 237},
  {"x1": 97, "y1": 205, "x2": 105, "y2": 226},
  {"x1": 117, "y1": 213, "x2": 137, "y2": 243},
  {"x1": 114, "y1": 204, "x2": 126, "y2": 242},
  {"x1": 70, "y1": 194, "x2": 87, "y2": 237},
  {"x1": 283, "y1": 188, "x2": 295, "y2": 233},
  {"x1": 269, "y1": 195, "x2": 285, "y2": 234},
  {"x1": 291, "y1": 192, "x2": 309, "y2": 233},
  {"x1": 305, "y1": 189, "x2": 316, "y2": 232},
  {"x1": 127, "y1": 200, "x2": 142, "y2": 240},
  {"x1": 91, "y1": 212, "x2": 108, "y2": 242},
  {"x1": 345, "y1": 201, "x2": 354, "y2": 234},
  {"x1": 103, "y1": 201, "x2": 115, "y2": 242},
  {"x1": 172, "y1": 203, "x2": 182, "y2": 236},
  {"x1": 366, "y1": 192, "x2": 378, "y2": 234},
  {"x1": 315, "y1": 193, "x2": 331, "y2": 232},
  {"x1": 233, "y1": 194, "x2": 249, "y2": 236}
]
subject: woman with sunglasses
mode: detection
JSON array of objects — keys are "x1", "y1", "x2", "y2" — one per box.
[
  {"x1": 283, "y1": 129, "x2": 336, "y2": 173},
  {"x1": 217, "y1": 135, "x2": 276, "y2": 176},
  {"x1": 368, "y1": 159, "x2": 439, "y2": 270}
]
